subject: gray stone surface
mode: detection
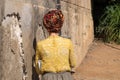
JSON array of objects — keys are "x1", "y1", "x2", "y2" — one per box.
[
  {"x1": 61, "y1": 0, "x2": 93, "y2": 66},
  {"x1": 0, "y1": 0, "x2": 93, "y2": 80},
  {"x1": 0, "y1": 17, "x2": 23, "y2": 80},
  {"x1": 0, "y1": 0, "x2": 5, "y2": 23}
]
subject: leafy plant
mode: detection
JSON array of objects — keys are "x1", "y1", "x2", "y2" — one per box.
[{"x1": 97, "y1": 4, "x2": 120, "y2": 44}]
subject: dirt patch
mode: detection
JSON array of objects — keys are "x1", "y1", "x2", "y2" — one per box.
[{"x1": 74, "y1": 40, "x2": 120, "y2": 80}]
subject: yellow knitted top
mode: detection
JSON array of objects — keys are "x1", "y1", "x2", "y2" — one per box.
[{"x1": 35, "y1": 35, "x2": 76, "y2": 74}]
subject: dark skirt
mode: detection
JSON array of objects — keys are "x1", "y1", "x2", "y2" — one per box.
[{"x1": 42, "y1": 72, "x2": 74, "y2": 80}]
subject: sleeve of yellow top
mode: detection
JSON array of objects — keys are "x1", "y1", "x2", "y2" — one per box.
[
  {"x1": 35, "y1": 43, "x2": 41, "y2": 74},
  {"x1": 69, "y1": 40, "x2": 77, "y2": 68}
]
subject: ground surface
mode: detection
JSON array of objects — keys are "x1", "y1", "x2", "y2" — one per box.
[{"x1": 74, "y1": 40, "x2": 120, "y2": 80}]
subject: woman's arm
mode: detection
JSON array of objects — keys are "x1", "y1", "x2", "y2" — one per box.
[
  {"x1": 35, "y1": 43, "x2": 41, "y2": 74},
  {"x1": 69, "y1": 40, "x2": 77, "y2": 68}
]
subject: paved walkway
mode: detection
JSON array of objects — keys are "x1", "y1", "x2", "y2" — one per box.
[{"x1": 74, "y1": 41, "x2": 120, "y2": 80}]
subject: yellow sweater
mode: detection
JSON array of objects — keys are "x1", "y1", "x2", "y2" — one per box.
[{"x1": 35, "y1": 35, "x2": 76, "y2": 74}]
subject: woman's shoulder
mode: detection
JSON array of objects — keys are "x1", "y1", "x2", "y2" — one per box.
[
  {"x1": 60, "y1": 35, "x2": 71, "y2": 39},
  {"x1": 37, "y1": 39, "x2": 46, "y2": 45},
  {"x1": 37, "y1": 39, "x2": 47, "y2": 45},
  {"x1": 60, "y1": 36, "x2": 72, "y2": 43}
]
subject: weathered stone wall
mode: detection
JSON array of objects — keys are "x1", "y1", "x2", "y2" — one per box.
[
  {"x1": 0, "y1": 0, "x2": 93, "y2": 80},
  {"x1": 0, "y1": 0, "x2": 58, "y2": 80},
  {"x1": 0, "y1": 0, "x2": 5, "y2": 79},
  {"x1": 61, "y1": 0, "x2": 93, "y2": 66},
  {"x1": 0, "y1": 15, "x2": 24, "y2": 80},
  {"x1": 0, "y1": 0, "x2": 4, "y2": 23}
]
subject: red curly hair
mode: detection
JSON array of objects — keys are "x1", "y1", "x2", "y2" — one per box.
[{"x1": 43, "y1": 10, "x2": 64, "y2": 33}]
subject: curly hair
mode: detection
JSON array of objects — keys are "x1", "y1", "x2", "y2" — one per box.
[{"x1": 43, "y1": 10, "x2": 64, "y2": 33}]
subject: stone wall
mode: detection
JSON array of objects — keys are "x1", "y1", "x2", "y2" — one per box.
[
  {"x1": 0, "y1": 0, "x2": 5, "y2": 79},
  {"x1": 0, "y1": 0, "x2": 5, "y2": 23},
  {"x1": 0, "y1": 0, "x2": 94, "y2": 80},
  {"x1": 0, "y1": 15, "x2": 24, "y2": 80},
  {"x1": 61, "y1": 0, "x2": 93, "y2": 66}
]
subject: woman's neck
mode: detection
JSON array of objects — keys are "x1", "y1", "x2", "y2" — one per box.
[{"x1": 50, "y1": 33, "x2": 59, "y2": 36}]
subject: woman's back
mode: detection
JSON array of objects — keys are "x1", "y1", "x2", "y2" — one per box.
[
  {"x1": 35, "y1": 10, "x2": 76, "y2": 80},
  {"x1": 36, "y1": 35, "x2": 76, "y2": 74}
]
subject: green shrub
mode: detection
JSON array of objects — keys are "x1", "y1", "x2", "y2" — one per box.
[{"x1": 97, "y1": 4, "x2": 120, "y2": 44}]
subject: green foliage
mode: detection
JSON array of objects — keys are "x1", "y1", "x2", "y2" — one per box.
[
  {"x1": 97, "y1": 4, "x2": 120, "y2": 44},
  {"x1": 109, "y1": 0, "x2": 120, "y2": 4}
]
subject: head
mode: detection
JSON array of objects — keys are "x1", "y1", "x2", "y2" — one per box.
[{"x1": 43, "y1": 10, "x2": 64, "y2": 33}]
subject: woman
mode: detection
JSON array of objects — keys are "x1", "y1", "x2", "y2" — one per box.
[{"x1": 35, "y1": 10, "x2": 77, "y2": 80}]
